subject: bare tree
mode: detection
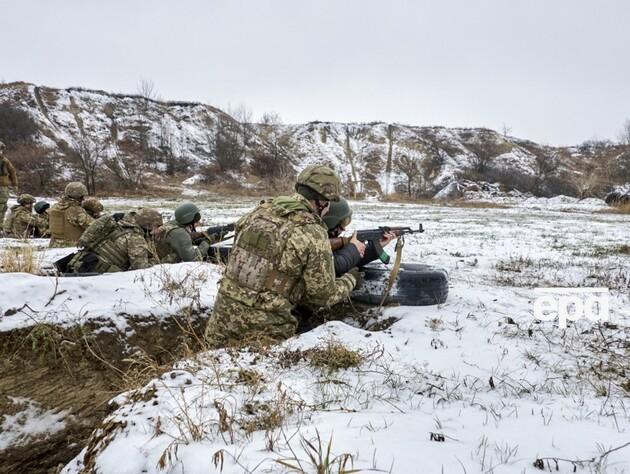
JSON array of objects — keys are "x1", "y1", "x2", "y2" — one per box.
[
  {"x1": 343, "y1": 125, "x2": 370, "y2": 197},
  {"x1": 70, "y1": 136, "x2": 107, "y2": 194},
  {"x1": 137, "y1": 78, "x2": 159, "y2": 101},
  {"x1": 618, "y1": 119, "x2": 630, "y2": 146},
  {"x1": 532, "y1": 149, "x2": 559, "y2": 194},
  {"x1": 228, "y1": 103, "x2": 255, "y2": 152},
  {"x1": 467, "y1": 140, "x2": 504, "y2": 175},
  {"x1": 250, "y1": 112, "x2": 294, "y2": 190},
  {"x1": 395, "y1": 152, "x2": 422, "y2": 197},
  {"x1": 208, "y1": 117, "x2": 244, "y2": 172}
]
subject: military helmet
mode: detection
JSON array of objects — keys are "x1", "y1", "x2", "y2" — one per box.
[
  {"x1": 65, "y1": 181, "x2": 88, "y2": 199},
  {"x1": 323, "y1": 197, "x2": 352, "y2": 230},
  {"x1": 34, "y1": 201, "x2": 50, "y2": 214},
  {"x1": 81, "y1": 197, "x2": 104, "y2": 217},
  {"x1": 0, "y1": 140, "x2": 5, "y2": 151},
  {"x1": 135, "y1": 208, "x2": 163, "y2": 230},
  {"x1": 174, "y1": 203, "x2": 201, "y2": 226},
  {"x1": 17, "y1": 193, "x2": 36, "y2": 205},
  {"x1": 295, "y1": 165, "x2": 341, "y2": 202}
]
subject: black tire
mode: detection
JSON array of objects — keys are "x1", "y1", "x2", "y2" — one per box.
[
  {"x1": 211, "y1": 244, "x2": 449, "y2": 306},
  {"x1": 351, "y1": 263, "x2": 449, "y2": 306}
]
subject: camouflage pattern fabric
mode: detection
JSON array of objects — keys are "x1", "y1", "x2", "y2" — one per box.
[
  {"x1": 3, "y1": 204, "x2": 45, "y2": 238},
  {"x1": 69, "y1": 215, "x2": 157, "y2": 273},
  {"x1": 204, "y1": 193, "x2": 356, "y2": 347},
  {"x1": 35, "y1": 212, "x2": 49, "y2": 237},
  {"x1": 0, "y1": 156, "x2": 18, "y2": 187},
  {"x1": 49, "y1": 195, "x2": 95, "y2": 248},
  {"x1": 0, "y1": 186, "x2": 8, "y2": 230},
  {"x1": 154, "y1": 220, "x2": 208, "y2": 263}
]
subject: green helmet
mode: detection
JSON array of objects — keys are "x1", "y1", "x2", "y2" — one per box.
[
  {"x1": 18, "y1": 193, "x2": 36, "y2": 205},
  {"x1": 81, "y1": 197, "x2": 104, "y2": 218},
  {"x1": 65, "y1": 181, "x2": 88, "y2": 199},
  {"x1": 323, "y1": 197, "x2": 352, "y2": 230},
  {"x1": 0, "y1": 140, "x2": 5, "y2": 152},
  {"x1": 295, "y1": 165, "x2": 341, "y2": 202},
  {"x1": 135, "y1": 208, "x2": 163, "y2": 230},
  {"x1": 34, "y1": 201, "x2": 50, "y2": 214},
  {"x1": 174, "y1": 203, "x2": 201, "y2": 226}
]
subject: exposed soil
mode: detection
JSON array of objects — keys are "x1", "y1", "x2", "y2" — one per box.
[{"x1": 0, "y1": 311, "x2": 210, "y2": 474}]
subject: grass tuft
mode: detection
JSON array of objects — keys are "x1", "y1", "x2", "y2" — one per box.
[{"x1": 306, "y1": 341, "x2": 364, "y2": 371}]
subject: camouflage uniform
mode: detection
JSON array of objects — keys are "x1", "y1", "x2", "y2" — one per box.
[
  {"x1": 81, "y1": 197, "x2": 104, "y2": 219},
  {"x1": 49, "y1": 195, "x2": 94, "y2": 247},
  {"x1": 3, "y1": 204, "x2": 45, "y2": 238},
  {"x1": 68, "y1": 213, "x2": 159, "y2": 273},
  {"x1": 0, "y1": 142, "x2": 18, "y2": 230},
  {"x1": 36, "y1": 212, "x2": 50, "y2": 237},
  {"x1": 204, "y1": 193, "x2": 356, "y2": 347},
  {"x1": 154, "y1": 220, "x2": 211, "y2": 263}
]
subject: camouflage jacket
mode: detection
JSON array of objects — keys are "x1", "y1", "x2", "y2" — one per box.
[
  {"x1": 215, "y1": 194, "x2": 356, "y2": 323},
  {"x1": 0, "y1": 157, "x2": 18, "y2": 187},
  {"x1": 3, "y1": 204, "x2": 45, "y2": 238},
  {"x1": 71, "y1": 215, "x2": 157, "y2": 272},
  {"x1": 49, "y1": 196, "x2": 94, "y2": 247},
  {"x1": 154, "y1": 220, "x2": 209, "y2": 263}
]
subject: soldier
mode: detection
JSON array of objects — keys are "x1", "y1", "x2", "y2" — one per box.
[
  {"x1": 82, "y1": 197, "x2": 104, "y2": 219},
  {"x1": 204, "y1": 165, "x2": 360, "y2": 347},
  {"x1": 324, "y1": 197, "x2": 397, "y2": 276},
  {"x1": 0, "y1": 140, "x2": 18, "y2": 232},
  {"x1": 67, "y1": 208, "x2": 163, "y2": 273},
  {"x1": 2, "y1": 194, "x2": 45, "y2": 238},
  {"x1": 49, "y1": 182, "x2": 94, "y2": 247},
  {"x1": 34, "y1": 201, "x2": 50, "y2": 237},
  {"x1": 154, "y1": 203, "x2": 217, "y2": 263}
]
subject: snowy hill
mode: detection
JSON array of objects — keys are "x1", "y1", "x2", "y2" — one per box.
[{"x1": 1, "y1": 82, "x2": 628, "y2": 197}]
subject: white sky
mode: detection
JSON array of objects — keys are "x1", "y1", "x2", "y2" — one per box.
[{"x1": 1, "y1": 0, "x2": 628, "y2": 145}]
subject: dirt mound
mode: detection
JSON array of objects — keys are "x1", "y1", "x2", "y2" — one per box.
[{"x1": 0, "y1": 311, "x2": 210, "y2": 474}]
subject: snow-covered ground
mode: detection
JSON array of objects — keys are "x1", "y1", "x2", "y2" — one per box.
[{"x1": 1, "y1": 196, "x2": 629, "y2": 473}]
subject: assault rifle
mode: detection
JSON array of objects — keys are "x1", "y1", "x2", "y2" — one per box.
[
  {"x1": 330, "y1": 224, "x2": 424, "y2": 252},
  {"x1": 191, "y1": 223, "x2": 235, "y2": 245}
]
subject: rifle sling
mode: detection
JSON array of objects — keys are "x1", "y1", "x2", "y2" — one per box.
[{"x1": 379, "y1": 236, "x2": 404, "y2": 308}]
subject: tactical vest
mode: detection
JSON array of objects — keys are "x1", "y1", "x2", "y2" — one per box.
[
  {"x1": 49, "y1": 206, "x2": 84, "y2": 243},
  {"x1": 2, "y1": 205, "x2": 18, "y2": 234},
  {"x1": 154, "y1": 221, "x2": 182, "y2": 262},
  {"x1": 223, "y1": 202, "x2": 317, "y2": 303}
]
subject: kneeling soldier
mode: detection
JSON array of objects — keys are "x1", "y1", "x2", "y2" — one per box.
[
  {"x1": 49, "y1": 182, "x2": 94, "y2": 247},
  {"x1": 3, "y1": 194, "x2": 46, "y2": 238},
  {"x1": 154, "y1": 203, "x2": 217, "y2": 263},
  {"x1": 68, "y1": 208, "x2": 163, "y2": 273},
  {"x1": 204, "y1": 165, "x2": 359, "y2": 347}
]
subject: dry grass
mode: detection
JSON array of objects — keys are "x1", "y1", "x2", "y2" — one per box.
[
  {"x1": 306, "y1": 341, "x2": 364, "y2": 371},
  {"x1": 381, "y1": 194, "x2": 510, "y2": 209},
  {"x1": 0, "y1": 244, "x2": 39, "y2": 273},
  {"x1": 599, "y1": 203, "x2": 630, "y2": 214}
]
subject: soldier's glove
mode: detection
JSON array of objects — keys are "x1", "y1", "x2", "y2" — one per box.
[
  {"x1": 112, "y1": 212, "x2": 125, "y2": 222},
  {"x1": 348, "y1": 267, "x2": 364, "y2": 291}
]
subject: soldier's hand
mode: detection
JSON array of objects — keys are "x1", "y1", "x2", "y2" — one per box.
[
  {"x1": 379, "y1": 231, "x2": 397, "y2": 248},
  {"x1": 348, "y1": 267, "x2": 364, "y2": 291},
  {"x1": 350, "y1": 231, "x2": 366, "y2": 257}
]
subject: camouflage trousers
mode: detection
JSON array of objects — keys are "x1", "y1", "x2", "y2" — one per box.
[
  {"x1": 204, "y1": 292, "x2": 298, "y2": 348},
  {"x1": 0, "y1": 187, "x2": 8, "y2": 230}
]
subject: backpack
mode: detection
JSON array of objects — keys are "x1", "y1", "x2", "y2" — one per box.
[{"x1": 78, "y1": 215, "x2": 124, "y2": 250}]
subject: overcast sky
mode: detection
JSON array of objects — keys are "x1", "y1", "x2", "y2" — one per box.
[{"x1": 1, "y1": 0, "x2": 628, "y2": 145}]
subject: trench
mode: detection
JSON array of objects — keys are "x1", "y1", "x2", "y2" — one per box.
[{"x1": 0, "y1": 311, "x2": 210, "y2": 474}]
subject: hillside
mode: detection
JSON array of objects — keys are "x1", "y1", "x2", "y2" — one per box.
[{"x1": 1, "y1": 82, "x2": 628, "y2": 198}]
